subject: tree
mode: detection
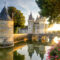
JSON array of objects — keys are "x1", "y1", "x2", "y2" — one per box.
[
  {"x1": 8, "y1": 7, "x2": 16, "y2": 18},
  {"x1": 8, "y1": 7, "x2": 25, "y2": 33},
  {"x1": 14, "y1": 10, "x2": 25, "y2": 28},
  {"x1": 36, "y1": 0, "x2": 60, "y2": 24}
]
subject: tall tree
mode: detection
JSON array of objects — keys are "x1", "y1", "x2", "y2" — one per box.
[
  {"x1": 36, "y1": 0, "x2": 60, "y2": 24},
  {"x1": 8, "y1": 7, "x2": 25, "y2": 33}
]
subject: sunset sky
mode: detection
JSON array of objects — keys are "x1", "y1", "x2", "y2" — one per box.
[{"x1": 0, "y1": 0, "x2": 40, "y2": 25}]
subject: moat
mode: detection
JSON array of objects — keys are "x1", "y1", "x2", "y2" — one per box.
[{"x1": 0, "y1": 35, "x2": 60, "y2": 60}]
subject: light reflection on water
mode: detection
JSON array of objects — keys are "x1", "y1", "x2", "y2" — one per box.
[
  {"x1": 0, "y1": 45, "x2": 51, "y2": 60},
  {"x1": 53, "y1": 36, "x2": 60, "y2": 43},
  {"x1": 0, "y1": 48, "x2": 13, "y2": 60}
]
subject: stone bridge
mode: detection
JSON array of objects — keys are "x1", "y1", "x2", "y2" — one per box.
[
  {"x1": 28, "y1": 34, "x2": 60, "y2": 42},
  {"x1": 14, "y1": 34, "x2": 60, "y2": 43}
]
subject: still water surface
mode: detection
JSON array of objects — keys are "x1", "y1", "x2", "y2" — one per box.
[
  {"x1": 16, "y1": 45, "x2": 51, "y2": 60},
  {"x1": 0, "y1": 36, "x2": 60, "y2": 60},
  {"x1": 0, "y1": 44, "x2": 51, "y2": 60}
]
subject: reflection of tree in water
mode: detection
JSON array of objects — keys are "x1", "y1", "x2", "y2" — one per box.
[
  {"x1": 28, "y1": 44, "x2": 45, "y2": 60},
  {"x1": 0, "y1": 48, "x2": 13, "y2": 60},
  {"x1": 14, "y1": 51, "x2": 25, "y2": 60},
  {"x1": 39, "y1": 52, "x2": 44, "y2": 60}
]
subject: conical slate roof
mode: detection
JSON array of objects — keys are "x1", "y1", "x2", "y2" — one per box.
[
  {"x1": 36, "y1": 16, "x2": 39, "y2": 20},
  {"x1": 29, "y1": 13, "x2": 34, "y2": 20},
  {"x1": 0, "y1": 6, "x2": 11, "y2": 20}
]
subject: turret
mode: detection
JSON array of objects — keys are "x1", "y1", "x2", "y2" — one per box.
[
  {"x1": 28, "y1": 13, "x2": 34, "y2": 34},
  {"x1": 29, "y1": 13, "x2": 34, "y2": 20},
  {"x1": 0, "y1": 6, "x2": 11, "y2": 20},
  {"x1": 36, "y1": 16, "x2": 39, "y2": 20},
  {"x1": 0, "y1": 6, "x2": 14, "y2": 47}
]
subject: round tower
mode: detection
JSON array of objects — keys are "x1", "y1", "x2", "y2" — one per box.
[
  {"x1": 28, "y1": 13, "x2": 34, "y2": 34},
  {"x1": 0, "y1": 6, "x2": 14, "y2": 47}
]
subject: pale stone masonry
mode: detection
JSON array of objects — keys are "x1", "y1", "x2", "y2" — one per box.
[
  {"x1": 28, "y1": 13, "x2": 34, "y2": 34},
  {"x1": 18, "y1": 13, "x2": 48, "y2": 34},
  {"x1": 28, "y1": 13, "x2": 48, "y2": 34},
  {"x1": 0, "y1": 6, "x2": 14, "y2": 47}
]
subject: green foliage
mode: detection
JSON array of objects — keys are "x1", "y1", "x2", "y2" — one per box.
[
  {"x1": 36, "y1": 0, "x2": 60, "y2": 24},
  {"x1": 8, "y1": 7, "x2": 16, "y2": 18},
  {"x1": 14, "y1": 27, "x2": 18, "y2": 34},
  {"x1": 14, "y1": 10, "x2": 25, "y2": 28},
  {"x1": 14, "y1": 51, "x2": 25, "y2": 60},
  {"x1": 8, "y1": 7, "x2": 25, "y2": 33}
]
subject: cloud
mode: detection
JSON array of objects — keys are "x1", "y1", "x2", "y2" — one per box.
[{"x1": 0, "y1": 0, "x2": 40, "y2": 25}]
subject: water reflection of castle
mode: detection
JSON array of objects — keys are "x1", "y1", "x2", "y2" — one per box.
[{"x1": 28, "y1": 44, "x2": 45, "y2": 60}]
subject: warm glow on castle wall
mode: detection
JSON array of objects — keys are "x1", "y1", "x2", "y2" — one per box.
[
  {"x1": 53, "y1": 37, "x2": 60, "y2": 43},
  {"x1": 48, "y1": 24, "x2": 60, "y2": 32}
]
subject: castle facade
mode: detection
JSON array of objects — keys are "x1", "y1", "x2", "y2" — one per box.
[{"x1": 28, "y1": 13, "x2": 48, "y2": 34}]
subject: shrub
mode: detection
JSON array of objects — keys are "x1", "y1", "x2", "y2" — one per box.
[{"x1": 47, "y1": 42, "x2": 60, "y2": 60}]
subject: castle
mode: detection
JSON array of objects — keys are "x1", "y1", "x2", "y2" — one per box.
[
  {"x1": 28, "y1": 13, "x2": 48, "y2": 34},
  {"x1": 19, "y1": 13, "x2": 48, "y2": 34}
]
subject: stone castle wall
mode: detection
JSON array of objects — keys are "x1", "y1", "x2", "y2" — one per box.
[{"x1": 0, "y1": 20, "x2": 14, "y2": 46}]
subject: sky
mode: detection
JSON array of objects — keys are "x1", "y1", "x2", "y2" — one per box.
[{"x1": 0, "y1": 0, "x2": 40, "y2": 25}]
